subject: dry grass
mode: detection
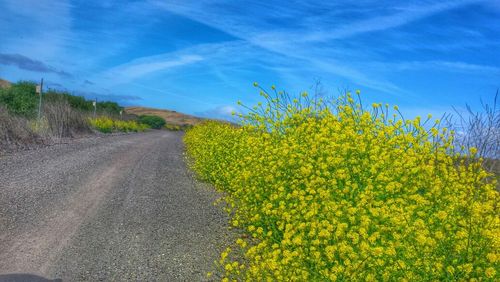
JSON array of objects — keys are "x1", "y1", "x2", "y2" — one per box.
[
  {"x1": 0, "y1": 106, "x2": 42, "y2": 150},
  {"x1": 0, "y1": 101, "x2": 92, "y2": 153},
  {"x1": 125, "y1": 106, "x2": 205, "y2": 127},
  {"x1": 43, "y1": 99, "x2": 92, "y2": 138}
]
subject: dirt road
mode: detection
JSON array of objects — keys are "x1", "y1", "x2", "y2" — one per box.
[{"x1": 0, "y1": 131, "x2": 230, "y2": 281}]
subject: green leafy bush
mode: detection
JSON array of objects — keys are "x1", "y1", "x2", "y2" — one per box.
[
  {"x1": 45, "y1": 91, "x2": 93, "y2": 112},
  {"x1": 0, "y1": 81, "x2": 123, "y2": 118},
  {"x1": 0, "y1": 81, "x2": 38, "y2": 117},
  {"x1": 97, "y1": 101, "x2": 122, "y2": 115},
  {"x1": 45, "y1": 91, "x2": 122, "y2": 115},
  {"x1": 138, "y1": 115, "x2": 166, "y2": 129}
]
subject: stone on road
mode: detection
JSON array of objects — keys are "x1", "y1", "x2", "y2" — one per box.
[{"x1": 0, "y1": 131, "x2": 231, "y2": 281}]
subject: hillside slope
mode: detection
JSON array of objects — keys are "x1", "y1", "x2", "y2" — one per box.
[
  {"x1": 125, "y1": 106, "x2": 205, "y2": 127},
  {"x1": 0, "y1": 78, "x2": 12, "y2": 88}
]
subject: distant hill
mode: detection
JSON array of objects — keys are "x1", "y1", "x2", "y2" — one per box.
[
  {"x1": 125, "y1": 106, "x2": 205, "y2": 127},
  {"x1": 0, "y1": 78, "x2": 12, "y2": 88}
]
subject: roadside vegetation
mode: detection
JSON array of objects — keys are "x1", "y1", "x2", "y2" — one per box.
[
  {"x1": 0, "y1": 81, "x2": 122, "y2": 118},
  {"x1": 0, "y1": 80, "x2": 159, "y2": 151},
  {"x1": 90, "y1": 117, "x2": 149, "y2": 133},
  {"x1": 185, "y1": 84, "x2": 499, "y2": 281},
  {"x1": 138, "y1": 115, "x2": 166, "y2": 129}
]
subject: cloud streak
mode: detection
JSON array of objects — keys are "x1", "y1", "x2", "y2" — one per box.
[
  {"x1": 303, "y1": 0, "x2": 487, "y2": 42},
  {"x1": 152, "y1": 0, "x2": 488, "y2": 96},
  {"x1": 394, "y1": 60, "x2": 500, "y2": 75},
  {"x1": 0, "y1": 53, "x2": 72, "y2": 77},
  {"x1": 195, "y1": 105, "x2": 238, "y2": 121},
  {"x1": 73, "y1": 91, "x2": 143, "y2": 106},
  {"x1": 103, "y1": 55, "x2": 204, "y2": 82},
  {"x1": 1, "y1": 0, "x2": 498, "y2": 118}
]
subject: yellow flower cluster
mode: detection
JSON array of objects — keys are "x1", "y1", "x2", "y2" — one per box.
[
  {"x1": 184, "y1": 87, "x2": 499, "y2": 281},
  {"x1": 89, "y1": 117, "x2": 149, "y2": 133}
]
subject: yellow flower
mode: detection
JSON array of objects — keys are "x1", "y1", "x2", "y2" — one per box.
[
  {"x1": 485, "y1": 267, "x2": 496, "y2": 278},
  {"x1": 486, "y1": 253, "x2": 497, "y2": 263},
  {"x1": 436, "y1": 211, "x2": 448, "y2": 220}
]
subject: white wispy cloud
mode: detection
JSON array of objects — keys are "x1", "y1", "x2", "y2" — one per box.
[
  {"x1": 0, "y1": 0, "x2": 168, "y2": 80},
  {"x1": 394, "y1": 60, "x2": 500, "y2": 74},
  {"x1": 2, "y1": 0, "x2": 497, "y2": 117},
  {"x1": 107, "y1": 55, "x2": 204, "y2": 80},
  {"x1": 361, "y1": 60, "x2": 500, "y2": 79},
  {"x1": 196, "y1": 105, "x2": 238, "y2": 121},
  {"x1": 155, "y1": 0, "x2": 486, "y2": 43},
  {"x1": 96, "y1": 41, "x2": 253, "y2": 85},
  {"x1": 151, "y1": 0, "x2": 487, "y2": 96},
  {"x1": 303, "y1": 0, "x2": 487, "y2": 42},
  {"x1": 0, "y1": 0, "x2": 73, "y2": 61},
  {"x1": 126, "y1": 81, "x2": 233, "y2": 108}
]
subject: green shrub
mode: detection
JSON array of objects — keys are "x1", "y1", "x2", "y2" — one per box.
[
  {"x1": 97, "y1": 101, "x2": 122, "y2": 115},
  {"x1": 0, "y1": 81, "x2": 38, "y2": 117},
  {"x1": 0, "y1": 81, "x2": 123, "y2": 118},
  {"x1": 45, "y1": 91, "x2": 93, "y2": 112},
  {"x1": 45, "y1": 91, "x2": 122, "y2": 115},
  {"x1": 138, "y1": 115, "x2": 166, "y2": 129}
]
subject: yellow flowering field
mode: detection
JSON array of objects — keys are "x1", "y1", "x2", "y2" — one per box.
[
  {"x1": 184, "y1": 85, "x2": 499, "y2": 281},
  {"x1": 89, "y1": 117, "x2": 149, "y2": 133}
]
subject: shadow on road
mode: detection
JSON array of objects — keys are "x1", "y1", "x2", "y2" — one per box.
[{"x1": 0, "y1": 274, "x2": 62, "y2": 282}]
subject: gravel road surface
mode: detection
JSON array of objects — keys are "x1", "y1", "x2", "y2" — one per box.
[{"x1": 0, "y1": 131, "x2": 231, "y2": 281}]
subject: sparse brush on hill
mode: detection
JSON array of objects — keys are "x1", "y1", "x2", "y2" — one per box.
[{"x1": 185, "y1": 85, "x2": 499, "y2": 281}]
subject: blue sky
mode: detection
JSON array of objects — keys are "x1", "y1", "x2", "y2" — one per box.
[{"x1": 0, "y1": 0, "x2": 499, "y2": 120}]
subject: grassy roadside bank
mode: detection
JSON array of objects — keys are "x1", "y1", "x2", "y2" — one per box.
[{"x1": 0, "y1": 80, "x2": 155, "y2": 151}]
